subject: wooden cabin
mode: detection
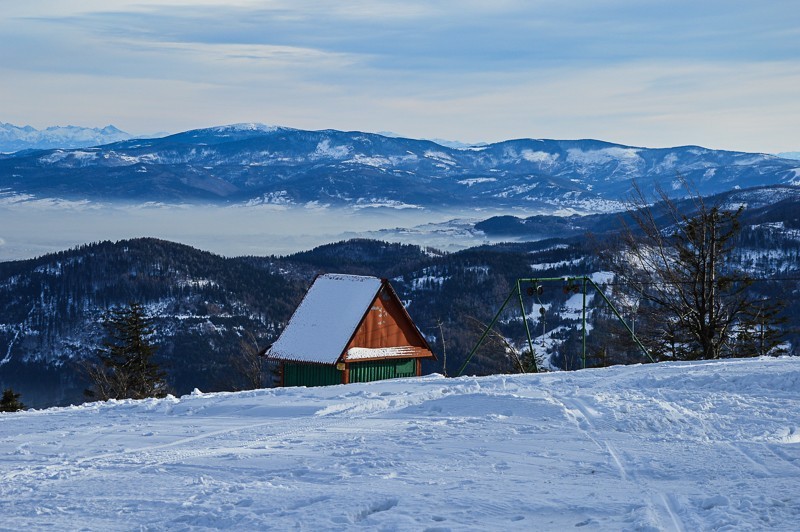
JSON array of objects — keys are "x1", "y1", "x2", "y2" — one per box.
[{"x1": 265, "y1": 273, "x2": 435, "y2": 387}]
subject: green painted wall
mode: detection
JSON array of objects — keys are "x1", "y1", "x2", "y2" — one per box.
[
  {"x1": 283, "y1": 362, "x2": 343, "y2": 387},
  {"x1": 349, "y1": 358, "x2": 416, "y2": 383},
  {"x1": 283, "y1": 358, "x2": 417, "y2": 387}
]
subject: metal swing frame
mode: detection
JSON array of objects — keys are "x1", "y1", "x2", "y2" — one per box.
[{"x1": 455, "y1": 276, "x2": 654, "y2": 377}]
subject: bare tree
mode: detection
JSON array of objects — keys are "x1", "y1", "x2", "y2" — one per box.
[
  {"x1": 465, "y1": 315, "x2": 542, "y2": 374},
  {"x1": 611, "y1": 180, "x2": 783, "y2": 360},
  {"x1": 434, "y1": 318, "x2": 452, "y2": 377},
  {"x1": 229, "y1": 330, "x2": 268, "y2": 390}
]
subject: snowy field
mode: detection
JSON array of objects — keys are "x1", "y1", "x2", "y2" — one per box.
[{"x1": 1, "y1": 358, "x2": 799, "y2": 531}]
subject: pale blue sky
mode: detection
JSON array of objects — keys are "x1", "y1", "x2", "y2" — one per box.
[{"x1": 1, "y1": 1, "x2": 798, "y2": 152}]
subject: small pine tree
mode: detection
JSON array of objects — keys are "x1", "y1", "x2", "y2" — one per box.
[
  {"x1": 85, "y1": 302, "x2": 168, "y2": 400},
  {"x1": 734, "y1": 300, "x2": 789, "y2": 357},
  {"x1": 0, "y1": 388, "x2": 25, "y2": 412}
]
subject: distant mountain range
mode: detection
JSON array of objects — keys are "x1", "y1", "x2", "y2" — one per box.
[
  {"x1": 474, "y1": 185, "x2": 800, "y2": 238},
  {"x1": 0, "y1": 122, "x2": 134, "y2": 153},
  {"x1": 1, "y1": 123, "x2": 798, "y2": 212}
]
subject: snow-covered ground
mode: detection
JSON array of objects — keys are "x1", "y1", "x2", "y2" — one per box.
[{"x1": 2, "y1": 358, "x2": 799, "y2": 530}]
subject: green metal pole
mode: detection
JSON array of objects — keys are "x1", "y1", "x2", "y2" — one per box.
[
  {"x1": 587, "y1": 278, "x2": 654, "y2": 363},
  {"x1": 517, "y1": 279, "x2": 539, "y2": 373},
  {"x1": 456, "y1": 284, "x2": 519, "y2": 377},
  {"x1": 582, "y1": 276, "x2": 587, "y2": 369}
]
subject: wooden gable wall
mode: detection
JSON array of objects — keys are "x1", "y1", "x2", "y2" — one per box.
[{"x1": 346, "y1": 285, "x2": 428, "y2": 352}]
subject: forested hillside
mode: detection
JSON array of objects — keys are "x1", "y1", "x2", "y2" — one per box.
[
  {"x1": 0, "y1": 239, "x2": 304, "y2": 406},
  {"x1": 1, "y1": 190, "x2": 799, "y2": 407}
]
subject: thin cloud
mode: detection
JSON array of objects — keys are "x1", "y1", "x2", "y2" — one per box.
[{"x1": 1, "y1": 1, "x2": 798, "y2": 152}]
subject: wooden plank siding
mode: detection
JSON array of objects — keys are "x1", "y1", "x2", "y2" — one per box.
[
  {"x1": 345, "y1": 286, "x2": 429, "y2": 354},
  {"x1": 282, "y1": 358, "x2": 419, "y2": 387},
  {"x1": 348, "y1": 358, "x2": 416, "y2": 383},
  {"x1": 283, "y1": 362, "x2": 343, "y2": 387}
]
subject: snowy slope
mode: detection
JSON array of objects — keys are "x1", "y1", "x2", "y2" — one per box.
[{"x1": 1, "y1": 357, "x2": 799, "y2": 530}]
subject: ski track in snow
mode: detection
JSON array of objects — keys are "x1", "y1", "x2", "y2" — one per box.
[{"x1": 1, "y1": 358, "x2": 800, "y2": 530}]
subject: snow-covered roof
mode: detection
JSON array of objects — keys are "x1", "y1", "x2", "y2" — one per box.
[
  {"x1": 267, "y1": 274, "x2": 383, "y2": 364},
  {"x1": 345, "y1": 346, "x2": 422, "y2": 361}
]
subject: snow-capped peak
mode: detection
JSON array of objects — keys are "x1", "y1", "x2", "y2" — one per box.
[
  {"x1": 0, "y1": 122, "x2": 132, "y2": 153},
  {"x1": 209, "y1": 123, "x2": 282, "y2": 133}
]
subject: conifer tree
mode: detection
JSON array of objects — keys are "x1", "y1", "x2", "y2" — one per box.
[
  {"x1": 85, "y1": 302, "x2": 168, "y2": 400},
  {"x1": 0, "y1": 388, "x2": 25, "y2": 412}
]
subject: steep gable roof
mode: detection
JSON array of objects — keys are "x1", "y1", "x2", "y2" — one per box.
[{"x1": 267, "y1": 274, "x2": 383, "y2": 364}]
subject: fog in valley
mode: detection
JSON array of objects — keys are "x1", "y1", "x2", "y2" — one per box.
[{"x1": 0, "y1": 201, "x2": 525, "y2": 261}]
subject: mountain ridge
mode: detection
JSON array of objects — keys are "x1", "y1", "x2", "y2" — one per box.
[
  {"x1": 0, "y1": 122, "x2": 134, "y2": 153},
  {"x1": 1, "y1": 124, "x2": 797, "y2": 212}
]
